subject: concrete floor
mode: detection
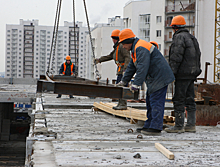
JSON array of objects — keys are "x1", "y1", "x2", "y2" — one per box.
[{"x1": 28, "y1": 94, "x2": 220, "y2": 167}]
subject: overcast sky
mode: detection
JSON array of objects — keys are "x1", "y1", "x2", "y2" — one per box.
[{"x1": 0, "y1": 0, "x2": 129, "y2": 72}]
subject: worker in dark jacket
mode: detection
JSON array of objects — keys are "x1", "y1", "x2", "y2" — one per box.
[
  {"x1": 165, "y1": 15, "x2": 201, "y2": 133},
  {"x1": 117, "y1": 29, "x2": 175, "y2": 135},
  {"x1": 95, "y1": 29, "x2": 131, "y2": 110},
  {"x1": 56, "y1": 55, "x2": 75, "y2": 98}
]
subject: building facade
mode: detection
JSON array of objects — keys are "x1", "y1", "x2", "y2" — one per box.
[
  {"x1": 5, "y1": 19, "x2": 88, "y2": 78},
  {"x1": 123, "y1": 0, "x2": 215, "y2": 82}
]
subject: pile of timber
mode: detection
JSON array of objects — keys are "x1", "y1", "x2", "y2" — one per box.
[{"x1": 93, "y1": 102, "x2": 175, "y2": 126}]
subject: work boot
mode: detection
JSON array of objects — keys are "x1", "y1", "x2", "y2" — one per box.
[
  {"x1": 112, "y1": 99, "x2": 127, "y2": 110},
  {"x1": 136, "y1": 127, "x2": 148, "y2": 133},
  {"x1": 69, "y1": 95, "x2": 74, "y2": 98},
  {"x1": 56, "y1": 94, "x2": 61, "y2": 98},
  {"x1": 165, "y1": 112, "x2": 185, "y2": 133},
  {"x1": 184, "y1": 125, "x2": 196, "y2": 133},
  {"x1": 141, "y1": 128, "x2": 161, "y2": 135},
  {"x1": 185, "y1": 110, "x2": 196, "y2": 132}
]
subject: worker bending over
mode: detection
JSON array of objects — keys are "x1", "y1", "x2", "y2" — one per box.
[
  {"x1": 95, "y1": 29, "x2": 130, "y2": 110},
  {"x1": 57, "y1": 55, "x2": 75, "y2": 98},
  {"x1": 117, "y1": 29, "x2": 175, "y2": 135}
]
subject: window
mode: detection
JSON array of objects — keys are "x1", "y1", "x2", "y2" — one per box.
[
  {"x1": 36, "y1": 31, "x2": 39, "y2": 33},
  {"x1": 156, "y1": 30, "x2": 161, "y2": 37},
  {"x1": 19, "y1": 70, "x2": 21, "y2": 72},
  {"x1": 19, "y1": 61, "x2": 21, "y2": 63},
  {"x1": 156, "y1": 16, "x2": 162, "y2": 23},
  {"x1": 19, "y1": 57, "x2": 21, "y2": 59},
  {"x1": 169, "y1": 32, "x2": 172, "y2": 38},
  {"x1": 7, "y1": 30, "x2": 10, "y2": 32}
]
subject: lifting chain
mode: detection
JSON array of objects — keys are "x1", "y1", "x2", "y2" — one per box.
[
  {"x1": 47, "y1": 0, "x2": 62, "y2": 76},
  {"x1": 83, "y1": 0, "x2": 101, "y2": 81},
  {"x1": 47, "y1": 0, "x2": 101, "y2": 81}
]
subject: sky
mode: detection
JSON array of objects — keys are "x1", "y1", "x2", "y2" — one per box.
[{"x1": 0, "y1": 0, "x2": 130, "y2": 72}]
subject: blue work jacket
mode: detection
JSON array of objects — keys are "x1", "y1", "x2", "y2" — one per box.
[{"x1": 122, "y1": 38, "x2": 175, "y2": 95}]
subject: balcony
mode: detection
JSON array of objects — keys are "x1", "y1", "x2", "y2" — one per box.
[
  {"x1": 25, "y1": 40, "x2": 33, "y2": 44},
  {"x1": 24, "y1": 49, "x2": 33, "y2": 53},
  {"x1": 165, "y1": 2, "x2": 195, "y2": 14},
  {"x1": 24, "y1": 62, "x2": 34, "y2": 66},
  {"x1": 165, "y1": 18, "x2": 195, "y2": 28},
  {"x1": 24, "y1": 26, "x2": 34, "y2": 31}
]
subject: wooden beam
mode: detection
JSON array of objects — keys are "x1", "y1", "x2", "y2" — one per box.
[{"x1": 155, "y1": 143, "x2": 174, "y2": 160}]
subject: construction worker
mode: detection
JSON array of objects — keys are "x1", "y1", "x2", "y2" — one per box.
[
  {"x1": 117, "y1": 29, "x2": 175, "y2": 135},
  {"x1": 56, "y1": 55, "x2": 75, "y2": 98},
  {"x1": 94, "y1": 29, "x2": 130, "y2": 110},
  {"x1": 165, "y1": 15, "x2": 201, "y2": 133}
]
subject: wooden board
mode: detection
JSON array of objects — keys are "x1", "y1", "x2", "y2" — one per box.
[
  {"x1": 155, "y1": 143, "x2": 174, "y2": 160},
  {"x1": 93, "y1": 102, "x2": 147, "y2": 121},
  {"x1": 93, "y1": 102, "x2": 175, "y2": 126}
]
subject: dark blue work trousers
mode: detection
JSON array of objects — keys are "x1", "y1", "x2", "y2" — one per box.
[{"x1": 143, "y1": 85, "x2": 168, "y2": 131}]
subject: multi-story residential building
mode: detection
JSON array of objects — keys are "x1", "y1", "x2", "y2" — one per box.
[
  {"x1": 86, "y1": 16, "x2": 124, "y2": 82},
  {"x1": 123, "y1": 0, "x2": 215, "y2": 82},
  {"x1": 5, "y1": 19, "x2": 88, "y2": 78},
  {"x1": 123, "y1": 0, "x2": 165, "y2": 51}
]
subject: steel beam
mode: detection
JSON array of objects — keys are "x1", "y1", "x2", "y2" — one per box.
[{"x1": 37, "y1": 80, "x2": 139, "y2": 100}]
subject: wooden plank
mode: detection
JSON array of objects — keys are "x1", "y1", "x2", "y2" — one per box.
[
  {"x1": 155, "y1": 143, "x2": 174, "y2": 160},
  {"x1": 93, "y1": 102, "x2": 147, "y2": 121},
  {"x1": 94, "y1": 102, "x2": 176, "y2": 126}
]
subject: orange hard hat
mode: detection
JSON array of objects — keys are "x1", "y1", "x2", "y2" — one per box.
[
  {"x1": 66, "y1": 55, "x2": 71, "y2": 60},
  {"x1": 111, "y1": 29, "x2": 120, "y2": 37},
  {"x1": 170, "y1": 15, "x2": 186, "y2": 26},
  {"x1": 150, "y1": 41, "x2": 159, "y2": 49},
  {"x1": 119, "y1": 29, "x2": 135, "y2": 43}
]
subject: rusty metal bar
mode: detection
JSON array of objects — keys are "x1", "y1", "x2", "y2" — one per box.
[{"x1": 37, "y1": 79, "x2": 139, "y2": 99}]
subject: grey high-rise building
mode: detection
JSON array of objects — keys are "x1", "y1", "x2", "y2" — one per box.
[{"x1": 5, "y1": 19, "x2": 88, "y2": 78}]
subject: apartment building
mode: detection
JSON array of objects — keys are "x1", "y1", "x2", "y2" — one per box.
[
  {"x1": 5, "y1": 19, "x2": 88, "y2": 78},
  {"x1": 123, "y1": 0, "x2": 215, "y2": 82},
  {"x1": 123, "y1": 0, "x2": 165, "y2": 51}
]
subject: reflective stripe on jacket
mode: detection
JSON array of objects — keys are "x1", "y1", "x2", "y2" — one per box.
[
  {"x1": 115, "y1": 45, "x2": 125, "y2": 72},
  {"x1": 122, "y1": 38, "x2": 175, "y2": 95},
  {"x1": 62, "y1": 63, "x2": 74, "y2": 75}
]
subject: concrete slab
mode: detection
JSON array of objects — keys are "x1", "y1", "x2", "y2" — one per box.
[{"x1": 27, "y1": 93, "x2": 220, "y2": 166}]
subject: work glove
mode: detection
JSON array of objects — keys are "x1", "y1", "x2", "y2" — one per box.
[
  {"x1": 60, "y1": 74, "x2": 64, "y2": 76},
  {"x1": 116, "y1": 81, "x2": 126, "y2": 87},
  {"x1": 130, "y1": 84, "x2": 139, "y2": 93},
  {"x1": 94, "y1": 58, "x2": 100, "y2": 64}
]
